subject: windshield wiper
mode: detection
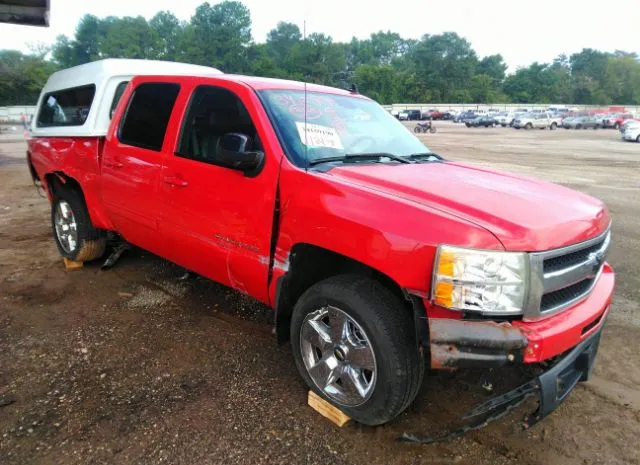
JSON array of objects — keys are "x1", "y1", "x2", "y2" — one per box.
[
  {"x1": 405, "y1": 152, "x2": 443, "y2": 162},
  {"x1": 308, "y1": 152, "x2": 411, "y2": 167}
]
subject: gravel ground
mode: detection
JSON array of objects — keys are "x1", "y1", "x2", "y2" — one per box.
[{"x1": 0, "y1": 123, "x2": 639, "y2": 465}]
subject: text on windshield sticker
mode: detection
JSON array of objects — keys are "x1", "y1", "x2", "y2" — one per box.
[{"x1": 295, "y1": 122, "x2": 344, "y2": 150}]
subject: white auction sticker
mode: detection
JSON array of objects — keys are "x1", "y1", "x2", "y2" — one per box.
[{"x1": 296, "y1": 122, "x2": 344, "y2": 150}]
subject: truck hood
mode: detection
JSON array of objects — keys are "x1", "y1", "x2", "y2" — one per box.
[{"x1": 326, "y1": 161, "x2": 609, "y2": 251}]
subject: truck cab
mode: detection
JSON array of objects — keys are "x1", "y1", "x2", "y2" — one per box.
[{"x1": 27, "y1": 59, "x2": 614, "y2": 427}]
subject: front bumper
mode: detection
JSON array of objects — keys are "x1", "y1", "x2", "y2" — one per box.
[
  {"x1": 401, "y1": 324, "x2": 604, "y2": 443},
  {"x1": 463, "y1": 323, "x2": 603, "y2": 427},
  {"x1": 426, "y1": 263, "x2": 614, "y2": 368}
]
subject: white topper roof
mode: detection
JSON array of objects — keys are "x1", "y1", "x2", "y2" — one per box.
[{"x1": 31, "y1": 59, "x2": 223, "y2": 137}]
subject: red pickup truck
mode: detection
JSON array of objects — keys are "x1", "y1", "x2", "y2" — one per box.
[{"x1": 27, "y1": 59, "x2": 614, "y2": 427}]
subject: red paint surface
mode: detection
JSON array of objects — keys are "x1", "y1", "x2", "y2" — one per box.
[
  {"x1": 28, "y1": 73, "x2": 615, "y2": 363},
  {"x1": 513, "y1": 264, "x2": 615, "y2": 363}
]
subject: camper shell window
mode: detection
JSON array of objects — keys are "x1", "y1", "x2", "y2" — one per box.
[{"x1": 37, "y1": 84, "x2": 96, "y2": 128}]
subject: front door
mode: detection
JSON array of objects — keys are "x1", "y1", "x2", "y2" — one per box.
[
  {"x1": 159, "y1": 82, "x2": 282, "y2": 303},
  {"x1": 101, "y1": 81, "x2": 180, "y2": 252}
]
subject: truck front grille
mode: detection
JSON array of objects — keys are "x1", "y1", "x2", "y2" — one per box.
[{"x1": 524, "y1": 228, "x2": 610, "y2": 320}]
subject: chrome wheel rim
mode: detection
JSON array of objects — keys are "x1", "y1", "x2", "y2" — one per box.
[
  {"x1": 54, "y1": 200, "x2": 78, "y2": 254},
  {"x1": 300, "y1": 306, "x2": 377, "y2": 407}
]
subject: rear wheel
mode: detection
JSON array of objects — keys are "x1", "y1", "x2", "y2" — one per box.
[
  {"x1": 614, "y1": 123, "x2": 620, "y2": 130},
  {"x1": 525, "y1": 123, "x2": 533, "y2": 129},
  {"x1": 413, "y1": 126, "x2": 422, "y2": 133},
  {"x1": 550, "y1": 123, "x2": 557, "y2": 130},
  {"x1": 51, "y1": 186, "x2": 106, "y2": 262},
  {"x1": 636, "y1": 135, "x2": 640, "y2": 143},
  {"x1": 290, "y1": 275, "x2": 423, "y2": 426}
]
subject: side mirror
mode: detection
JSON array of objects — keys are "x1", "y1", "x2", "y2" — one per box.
[{"x1": 214, "y1": 133, "x2": 265, "y2": 177}]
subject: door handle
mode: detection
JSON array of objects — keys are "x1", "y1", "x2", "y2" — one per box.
[
  {"x1": 104, "y1": 159, "x2": 124, "y2": 169},
  {"x1": 163, "y1": 176, "x2": 188, "y2": 188}
]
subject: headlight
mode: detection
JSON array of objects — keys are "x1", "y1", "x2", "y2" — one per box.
[{"x1": 432, "y1": 245, "x2": 528, "y2": 315}]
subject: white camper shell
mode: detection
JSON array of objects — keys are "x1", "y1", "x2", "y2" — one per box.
[{"x1": 30, "y1": 59, "x2": 223, "y2": 138}]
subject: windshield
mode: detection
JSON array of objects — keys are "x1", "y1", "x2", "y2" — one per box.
[{"x1": 258, "y1": 89, "x2": 432, "y2": 167}]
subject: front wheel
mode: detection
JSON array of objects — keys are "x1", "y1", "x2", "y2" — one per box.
[
  {"x1": 291, "y1": 275, "x2": 423, "y2": 426},
  {"x1": 636, "y1": 135, "x2": 640, "y2": 143},
  {"x1": 429, "y1": 126, "x2": 437, "y2": 133},
  {"x1": 525, "y1": 123, "x2": 533, "y2": 129},
  {"x1": 550, "y1": 123, "x2": 557, "y2": 130},
  {"x1": 51, "y1": 187, "x2": 106, "y2": 262}
]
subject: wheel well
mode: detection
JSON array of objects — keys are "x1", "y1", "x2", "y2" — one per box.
[
  {"x1": 45, "y1": 172, "x2": 83, "y2": 198},
  {"x1": 274, "y1": 243, "x2": 421, "y2": 344},
  {"x1": 26, "y1": 153, "x2": 40, "y2": 183}
]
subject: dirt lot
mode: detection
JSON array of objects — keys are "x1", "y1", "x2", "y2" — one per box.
[{"x1": 1, "y1": 124, "x2": 639, "y2": 465}]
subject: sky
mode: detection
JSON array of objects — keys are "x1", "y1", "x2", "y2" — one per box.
[{"x1": 1, "y1": 0, "x2": 639, "y2": 71}]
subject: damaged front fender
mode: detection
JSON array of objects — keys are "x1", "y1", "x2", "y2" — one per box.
[{"x1": 429, "y1": 318, "x2": 529, "y2": 370}]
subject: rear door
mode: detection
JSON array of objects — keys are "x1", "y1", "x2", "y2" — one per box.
[
  {"x1": 158, "y1": 80, "x2": 282, "y2": 303},
  {"x1": 101, "y1": 79, "x2": 180, "y2": 252}
]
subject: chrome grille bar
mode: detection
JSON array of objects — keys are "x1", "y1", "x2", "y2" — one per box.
[{"x1": 523, "y1": 228, "x2": 611, "y2": 321}]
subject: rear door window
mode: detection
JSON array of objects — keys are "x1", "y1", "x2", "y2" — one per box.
[
  {"x1": 118, "y1": 82, "x2": 180, "y2": 151},
  {"x1": 37, "y1": 85, "x2": 96, "y2": 127}
]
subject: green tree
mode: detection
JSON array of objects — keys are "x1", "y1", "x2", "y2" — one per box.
[
  {"x1": 99, "y1": 16, "x2": 158, "y2": 59},
  {"x1": 602, "y1": 55, "x2": 640, "y2": 104},
  {"x1": 149, "y1": 11, "x2": 184, "y2": 61},
  {"x1": 477, "y1": 54, "x2": 507, "y2": 83},
  {"x1": 181, "y1": 1, "x2": 252, "y2": 72},
  {"x1": 354, "y1": 64, "x2": 398, "y2": 103},
  {"x1": 266, "y1": 22, "x2": 301, "y2": 68},
  {"x1": 408, "y1": 32, "x2": 478, "y2": 102},
  {"x1": 0, "y1": 50, "x2": 57, "y2": 105}
]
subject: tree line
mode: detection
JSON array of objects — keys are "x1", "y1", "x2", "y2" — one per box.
[{"x1": 1, "y1": 0, "x2": 639, "y2": 106}]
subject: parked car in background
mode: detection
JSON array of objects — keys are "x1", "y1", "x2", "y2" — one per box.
[
  {"x1": 407, "y1": 109, "x2": 422, "y2": 121},
  {"x1": 513, "y1": 113, "x2": 560, "y2": 130},
  {"x1": 456, "y1": 111, "x2": 478, "y2": 123},
  {"x1": 466, "y1": 116, "x2": 498, "y2": 127},
  {"x1": 495, "y1": 112, "x2": 515, "y2": 127},
  {"x1": 608, "y1": 113, "x2": 638, "y2": 130},
  {"x1": 622, "y1": 121, "x2": 640, "y2": 142},
  {"x1": 563, "y1": 115, "x2": 601, "y2": 129},
  {"x1": 620, "y1": 119, "x2": 640, "y2": 133},
  {"x1": 562, "y1": 115, "x2": 579, "y2": 129},
  {"x1": 398, "y1": 111, "x2": 409, "y2": 121},
  {"x1": 423, "y1": 109, "x2": 445, "y2": 120}
]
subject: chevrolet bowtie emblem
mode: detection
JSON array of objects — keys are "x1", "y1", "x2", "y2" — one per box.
[{"x1": 588, "y1": 251, "x2": 605, "y2": 275}]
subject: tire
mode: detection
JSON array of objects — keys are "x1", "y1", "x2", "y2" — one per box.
[
  {"x1": 525, "y1": 123, "x2": 533, "y2": 129},
  {"x1": 593, "y1": 125, "x2": 600, "y2": 130},
  {"x1": 430, "y1": 127, "x2": 437, "y2": 133},
  {"x1": 290, "y1": 275, "x2": 423, "y2": 426},
  {"x1": 465, "y1": 123, "x2": 471, "y2": 128},
  {"x1": 636, "y1": 135, "x2": 640, "y2": 143},
  {"x1": 51, "y1": 186, "x2": 106, "y2": 262},
  {"x1": 550, "y1": 123, "x2": 557, "y2": 130},
  {"x1": 576, "y1": 124, "x2": 582, "y2": 129},
  {"x1": 414, "y1": 126, "x2": 421, "y2": 133},
  {"x1": 614, "y1": 123, "x2": 620, "y2": 130}
]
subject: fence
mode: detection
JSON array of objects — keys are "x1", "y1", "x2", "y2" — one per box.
[{"x1": 0, "y1": 106, "x2": 37, "y2": 123}]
